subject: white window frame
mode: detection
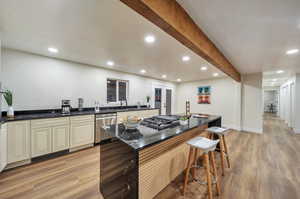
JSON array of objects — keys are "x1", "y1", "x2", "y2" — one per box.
[{"x1": 107, "y1": 78, "x2": 129, "y2": 104}]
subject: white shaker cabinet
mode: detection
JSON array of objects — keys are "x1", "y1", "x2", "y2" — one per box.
[
  {"x1": 0, "y1": 123, "x2": 7, "y2": 172},
  {"x1": 31, "y1": 117, "x2": 70, "y2": 158},
  {"x1": 52, "y1": 125, "x2": 70, "y2": 152},
  {"x1": 7, "y1": 121, "x2": 31, "y2": 164},
  {"x1": 31, "y1": 127, "x2": 52, "y2": 158},
  {"x1": 70, "y1": 115, "x2": 94, "y2": 148}
]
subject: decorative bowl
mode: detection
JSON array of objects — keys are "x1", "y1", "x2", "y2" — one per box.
[{"x1": 123, "y1": 116, "x2": 142, "y2": 129}]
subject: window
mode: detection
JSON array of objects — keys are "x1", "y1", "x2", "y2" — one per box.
[{"x1": 107, "y1": 79, "x2": 129, "y2": 103}]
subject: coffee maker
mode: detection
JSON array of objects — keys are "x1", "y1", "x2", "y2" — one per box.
[{"x1": 62, "y1": 100, "x2": 72, "y2": 115}]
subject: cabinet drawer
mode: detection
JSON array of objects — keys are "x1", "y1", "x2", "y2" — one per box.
[
  {"x1": 31, "y1": 117, "x2": 69, "y2": 128},
  {"x1": 70, "y1": 115, "x2": 94, "y2": 123}
]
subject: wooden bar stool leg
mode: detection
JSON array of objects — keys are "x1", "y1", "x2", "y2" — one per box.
[
  {"x1": 219, "y1": 135, "x2": 226, "y2": 176},
  {"x1": 222, "y1": 135, "x2": 231, "y2": 168},
  {"x1": 192, "y1": 148, "x2": 198, "y2": 179},
  {"x1": 183, "y1": 147, "x2": 195, "y2": 196},
  {"x1": 204, "y1": 153, "x2": 213, "y2": 199},
  {"x1": 210, "y1": 151, "x2": 221, "y2": 196}
]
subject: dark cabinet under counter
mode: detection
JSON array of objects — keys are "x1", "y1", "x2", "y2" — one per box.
[
  {"x1": 99, "y1": 115, "x2": 222, "y2": 199},
  {"x1": 100, "y1": 140, "x2": 138, "y2": 199}
]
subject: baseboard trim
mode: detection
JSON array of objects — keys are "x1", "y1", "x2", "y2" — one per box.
[
  {"x1": 294, "y1": 129, "x2": 300, "y2": 134},
  {"x1": 5, "y1": 159, "x2": 31, "y2": 170},
  {"x1": 242, "y1": 127, "x2": 263, "y2": 134},
  {"x1": 223, "y1": 124, "x2": 241, "y2": 131},
  {"x1": 69, "y1": 143, "x2": 94, "y2": 152}
]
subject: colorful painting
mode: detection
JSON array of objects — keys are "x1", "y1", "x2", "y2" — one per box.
[{"x1": 198, "y1": 86, "x2": 211, "y2": 104}]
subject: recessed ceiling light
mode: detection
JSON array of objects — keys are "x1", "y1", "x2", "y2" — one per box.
[
  {"x1": 182, "y1": 56, "x2": 190, "y2": 62},
  {"x1": 140, "y1": 69, "x2": 146, "y2": 74},
  {"x1": 286, "y1": 49, "x2": 299, "y2": 55},
  {"x1": 201, "y1": 66, "x2": 208, "y2": 71},
  {"x1": 106, "y1": 61, "x2": 114, "y2": 66},
  {"x1": 213, "y1": 73, "x2": 219, "y2": 77},
  {"x1": 144, "y1": 35, "x2": 156, "y2": 43},
  {"x1": 272, "y1": 79, "x2": 277, "y2": 81},
  {"x1": 48, "y1": 47, "x2": 58, "y2": 53},
  {"x1": 162, "y1": 75, "x2": 167, "y2": 78},
  {"x1": 177, "y1": 78, "x2": 182, "y2": 82},
  {"x1": 276, "y1": 70, "x2": 284, "y2": 74}
]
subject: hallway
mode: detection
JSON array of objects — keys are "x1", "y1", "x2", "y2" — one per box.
[{"x1": 221, "y1": 114, "x2": 300, "y2": 199}]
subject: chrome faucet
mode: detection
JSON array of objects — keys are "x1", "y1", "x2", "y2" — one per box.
[{"x1": 120, "y1": 99, "x2": 128, "y2": 107}]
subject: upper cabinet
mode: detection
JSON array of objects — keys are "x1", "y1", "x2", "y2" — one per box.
[{"x1": 7, "y1": 121, "x2": 31, "y2": 164}]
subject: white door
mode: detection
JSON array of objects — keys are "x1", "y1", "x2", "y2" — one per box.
[
  {"x1": 152, "y1": 84, "x2": 174, "y2": 115},
  {"x1": 31, "y1": 127, "x2": 52, "y2": 158}
]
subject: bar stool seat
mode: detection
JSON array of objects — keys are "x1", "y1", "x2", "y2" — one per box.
[
  {"x1": 187, "y1": 136, "x2": 219, "y2": 152},
  {"x1": 183, "y1": 136, "x2": 221, "y2": 199},
  {"x1": 206, "y1": 126, "x2": 231, "y2": 176},
  {"x1": 206, "y1": 126, "x2": 229, "y2": 135}
]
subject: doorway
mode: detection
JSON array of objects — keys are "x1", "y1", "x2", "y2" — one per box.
[
  {"x1": 154, "y1": 88, "x2": 162, "y2": 115},
  {"x1": 263, "y1": 89, "x2": 279, "y2": 115},
  {"x1": 166, "y1": 89, "x2": 172, "y2": 115},
  {"x1": 153, "y1": 85, "x2": 174, "y2": 115}
]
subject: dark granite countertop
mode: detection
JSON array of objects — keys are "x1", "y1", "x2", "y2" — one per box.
[
  {"x1": 0, "y1": 106, "x2": 159, "y2": 123},
  {"x1": 106, "y1": 115, "x2": 221, "y2": 151}
]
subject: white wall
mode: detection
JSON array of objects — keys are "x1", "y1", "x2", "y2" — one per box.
[
  {"x1": 176, "y1": 77, "x2": 242, "y2": 130},
  {"x1": 0, "y1": 35, "x2": 3, "y2": 116},
  {"x1": 1, "y1": 48, "x2": 177, "y2": 111},
  {"x1": 279, "y1": 77, "x2": 295, "y2": 128},
  {"x1": 241, "y1": 73, "x2": 263, "y2": 133},
  {"x1": 295, "y1": 74, "x2": 300, "y2": 133},
  {"x1": 281, "y1": 75, "x2": 300, "y2": 133}
]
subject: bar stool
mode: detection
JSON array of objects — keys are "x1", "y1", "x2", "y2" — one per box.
[
  {"x1": 206, "y1": 127, "x2": 231, "y2": 176},
  {"x1": 183, "y1": 137, "x2": 221, "y2": 199}
]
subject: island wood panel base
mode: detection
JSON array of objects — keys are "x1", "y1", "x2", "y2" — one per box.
[{"x1": 138, "y1": 125, "x2": 208, "y2": 199}]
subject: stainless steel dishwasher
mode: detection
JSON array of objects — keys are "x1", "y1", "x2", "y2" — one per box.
[{"x1": 95, "y1": 113, "x2": 117, "y2": 143}]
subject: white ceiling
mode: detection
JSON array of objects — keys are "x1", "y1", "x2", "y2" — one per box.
[
  {"x1": 0, "y1": 0, "x2": 226, "y2": 83},
  {"x1": 262, "y1": 71, "x2": 293, "y2": 87},
  {"x1": 177, "y1": 0, "x2": 300, "y2": 83}
]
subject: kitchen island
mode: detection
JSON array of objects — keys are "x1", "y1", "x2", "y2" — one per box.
[{"x1": 100, "y1": 114, "x2": 221, "y2": 199}]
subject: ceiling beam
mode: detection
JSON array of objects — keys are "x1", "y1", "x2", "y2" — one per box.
[{"x1": 120, "y1": 0, "x2": 241, "y2": 82}]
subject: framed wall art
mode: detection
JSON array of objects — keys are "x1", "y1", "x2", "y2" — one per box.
[{"x1": 198, "y1": 86, "x2": 211, "y2": 104}]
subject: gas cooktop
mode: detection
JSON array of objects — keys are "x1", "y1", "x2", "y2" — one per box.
[{"x1": 140, "y1": 115, "x2": 180, "y2": 130}]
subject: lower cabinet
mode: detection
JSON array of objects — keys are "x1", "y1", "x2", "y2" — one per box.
[
  {"x1": 0, "y1": 123, "x2": 8, "y2": 171},
  {"x1": 52, "y1": 125, "x2": 70, "y2": 152},
  {"x1": 31, "y1": 127, "x2": 52, "y2": 158},
  {"x1": 117, "y1": 109, "x2": 159, "y2": 123},
  {"x1": 31, "y1": 117, "x2": 70, "y2": 158},
  {"x1": 144, "y1": 109, "x2": 159, "y2": 118},
  {"x1": 70, "y1": 115, "x2": 94, "y2": 148},
  {"x1": 7, "y1": 121, "x2": 31, "y2": 164}
]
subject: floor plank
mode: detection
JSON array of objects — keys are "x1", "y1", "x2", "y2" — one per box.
[{"x1": 0, "y1": 115, "x2": 299, "y2": 199}]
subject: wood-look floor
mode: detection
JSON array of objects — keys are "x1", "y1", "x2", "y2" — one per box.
[{"x1": 1, "y1": 115, "x2": 299, "y2": 199}]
